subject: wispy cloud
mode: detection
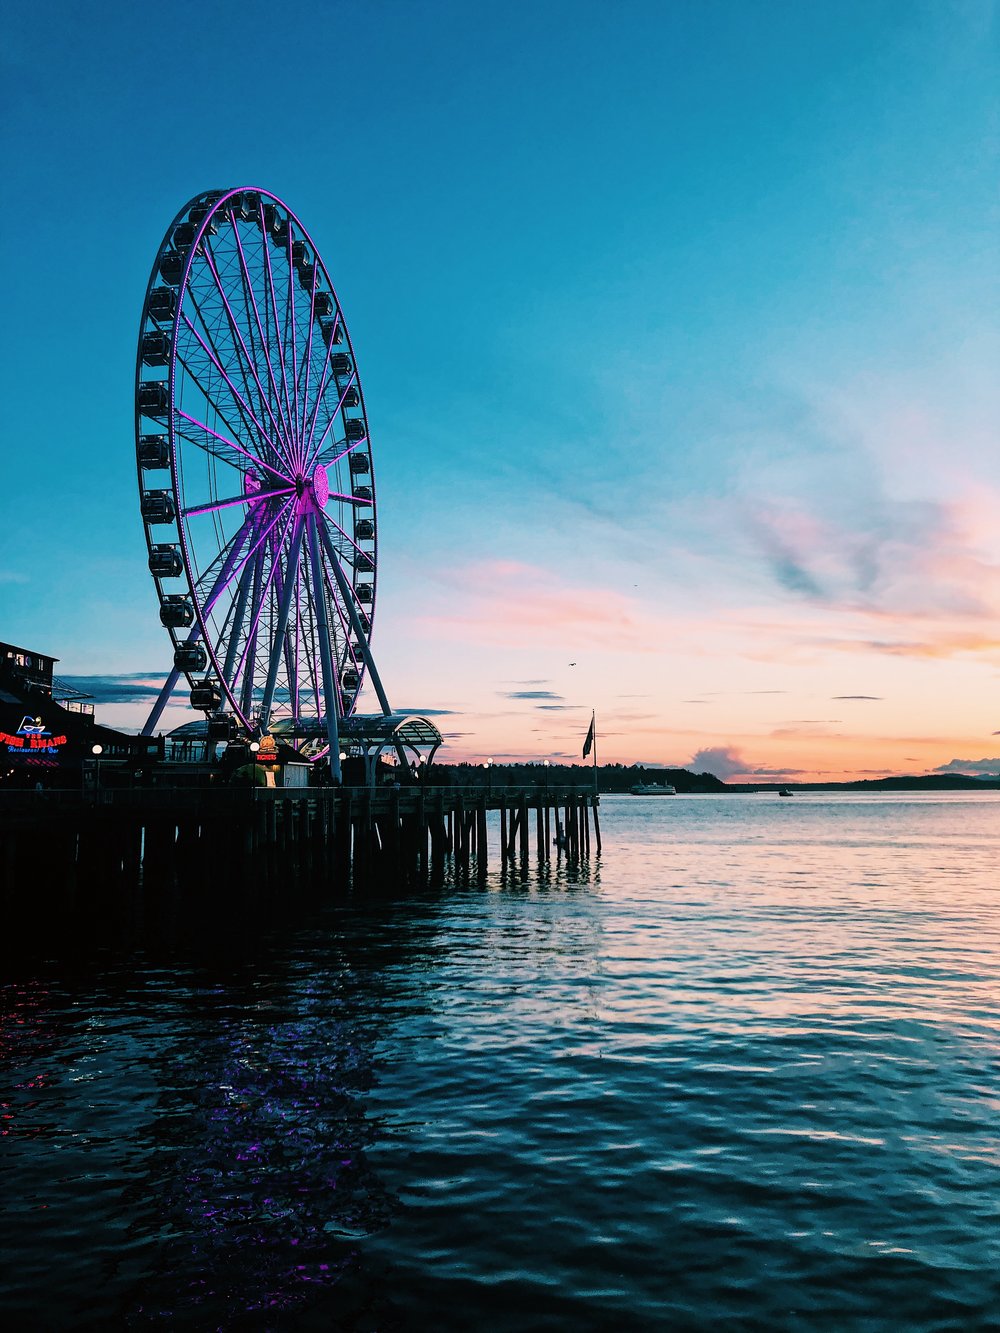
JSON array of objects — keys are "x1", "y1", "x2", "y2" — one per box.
[
  {"x1": 395, "y1": 707, "x2": 456, "y2": 716},
  {"x1": 502, "y1": 690, "x2": 564, "y2": 701},
  {"x1": 833, "y1": 695, "x2": 882, "y2": 700},
  {"x1": 743, "y1": 492, "x2": 1000, "y2": 622},
  {"x1": 58, "y1": 673, "x2": 182, "y2": 704}
]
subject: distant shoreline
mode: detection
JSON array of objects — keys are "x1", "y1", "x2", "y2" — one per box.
[
  {"x1": 431, "y1": 762, "x2": 1000, "y2": 795},
  {"x1": 724, "y1": 775, "x2": 1000, "y2": 793}
]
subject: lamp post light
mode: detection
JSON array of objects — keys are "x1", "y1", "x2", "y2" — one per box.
[
  {"x1": 248, "y1": 739, "x2": 261, "y2": 797},
  {"x1": 484, "y1": 757, "x2": 493, "y2": 798},
  {"x1": 543, "y1": 758, "x2": 550, "y2": 793},
  {"x1": 91, "y1": 743, "x2": 104, "y2": 796}
]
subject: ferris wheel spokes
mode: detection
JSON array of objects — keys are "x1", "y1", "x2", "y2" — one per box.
[
  {"x1": 227, "y1": 217, "x2": 295, "y2": 448},
  {"x1": 259, "y1": 515, "x2": 306, "y2": 727},
  {"x1": 297, "y1": 280, "x2": 319, "y2": 452},
  {"x1": 231, "y1": 506, "x2": 297, "y2": 715},
  {"x1": 302, "y1": 313, "x2": 342, "y2": 454},
  {"x1": 182, "y1": 284, "x2": 288, "y2": 473},
  {"x1": 221, "y1": 555, "x2": 255, "y2": 695},
  {"x1": 180, "y1": 312, "x2": 286, "y2": 468},
  {"x1": 199, "y1": 238, "x2": 294, "y2": 463},
  {"x1": 174, "y1": 409, "x2": 267, "y2": 472},
  {"x1": 194, "y1": 518, "x2": 254, "y2": 617},
  {"x1": 172, "y1": 353, "x2": 257, "y2": 469},
  {"x1": 317, "y1": 519, "x2": 391, "y2": 718},
  {"x1": 259, "y1": 206, "x2": 297, "y2": 452},
  {"x1": 303, "y1": 374, "x2": 359, "y2": 476},
  {"x1": 283, "y1": 233, "x2": 302, "y2": 448}
]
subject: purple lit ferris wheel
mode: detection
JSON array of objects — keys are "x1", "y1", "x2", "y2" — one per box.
[{"x1": 136, "y1": 187, "x2": 392, "y2": 770}]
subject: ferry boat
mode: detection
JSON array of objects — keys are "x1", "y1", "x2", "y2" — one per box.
[{"x1": 629, "y1": 782, "x2": 677, "y2": 795}]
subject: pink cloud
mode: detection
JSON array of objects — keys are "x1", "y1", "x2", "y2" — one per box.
[
  {"x1": 743, "y1": 492, "x2": 1000, "y2": 623},
  {"x1": 688, "y1": 745, "x2": 747, "y2": 779},
  {"x1": 403, "y1": 559, "x2": 662, "y2": 649}
]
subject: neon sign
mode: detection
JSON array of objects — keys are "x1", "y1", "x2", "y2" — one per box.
[
  {"x1": 0, "y1": 716, "x2": 68, "y2": 754},
  {"x1": 256, "y1": 735, "x2": 279, "y2": 766}
]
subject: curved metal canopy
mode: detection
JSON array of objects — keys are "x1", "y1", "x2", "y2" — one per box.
[
  {"x1": 271, "y1": 712, "x2": 442, "y2": 753},
  {"x1": 169, "y1": 712, "x2": 442, "y2": 755}
]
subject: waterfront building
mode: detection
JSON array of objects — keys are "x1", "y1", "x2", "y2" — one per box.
[{"x1": 0, "y1": 640, "x2": 162, "y2": 788}]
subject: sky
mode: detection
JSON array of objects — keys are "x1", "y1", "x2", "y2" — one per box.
[{"x1": 1, "y1": 0, "x2": 998, "y2": 781}]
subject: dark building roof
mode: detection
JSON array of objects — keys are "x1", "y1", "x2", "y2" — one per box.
[{"x1": 1, "y1": 641, "x2": 58, "y2": 698}]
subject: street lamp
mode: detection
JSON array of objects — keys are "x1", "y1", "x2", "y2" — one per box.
[
  {"x1": 484, "y1": 757, "x2": 493, "y2": 797},
  {"x1": 248, "y1": 739, "x2": 261, "y2": 788},
  {"x1": 543, "y1": 758, "x2": 550, "y2": 793},
  {"x1": 91, "y1": 744, "x2": 103, "y2": 795}
]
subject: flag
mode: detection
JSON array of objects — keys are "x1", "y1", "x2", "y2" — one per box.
[{"x1": 583, "y1": 714, "x2": 595, "y2": 759}]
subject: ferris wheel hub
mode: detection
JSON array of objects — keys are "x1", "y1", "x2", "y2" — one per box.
[
  {"x1": 290, "y1": 464, "x2": 328, "y2": 514},
  {"x1": 312, "y1": 464, "x2": 330, "y2": 510}
]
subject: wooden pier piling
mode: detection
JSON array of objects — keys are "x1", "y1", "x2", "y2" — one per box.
[{"x1": 0, "y1": 784, "x2": 602, "y2": 944}]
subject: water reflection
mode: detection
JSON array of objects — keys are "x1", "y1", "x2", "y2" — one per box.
[
  {"x1": 1, "y1": 843, "x2": 604, "y2": 1326},
  {"x1": 6, "y1": 797, "x2": 1000, "y2": 1327},
  {"x1": 120, "y1": 967, "x2": 396, "y2": 1324},
  {"x1": 1, "y1": 948, "x2": 403, "y2": 1324}
]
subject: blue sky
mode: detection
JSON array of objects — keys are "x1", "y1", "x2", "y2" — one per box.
[{"x1": 1, "y1": 1, "x2": 998, "y2": 776}]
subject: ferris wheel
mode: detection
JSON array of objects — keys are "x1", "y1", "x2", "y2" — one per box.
[{"x1": 135, "y1": 187, "x2": 390, "y2": 776}]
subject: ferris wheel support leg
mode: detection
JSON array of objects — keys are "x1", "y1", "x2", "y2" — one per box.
[
  {"x1": 222, "y1": 557, "x2": 255, "y2": 689},
  {"x1": 259, "y1": 515, "x2": 305, "y2": 729},
  {"x1": 307, "y1": 516, "x2": 342, "y2": 784},
  {"x1": 317, "y1": 520, "x2": 392, "y2": 716},
  {"x1": 142, "y1": 666, "x2": 182, "y2": 736}
]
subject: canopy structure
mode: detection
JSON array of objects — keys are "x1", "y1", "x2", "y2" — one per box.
[
  {"x1": 271, "y1": 713, "x2": 443, "y2": 784},
  {"x1": 167, "y1": 713, "x2": 443, "y2": 785}
]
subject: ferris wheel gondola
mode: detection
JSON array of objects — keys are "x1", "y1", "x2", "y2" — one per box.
[{"x1": 135, "y1": 187, "x2": 390, "y2": 779}]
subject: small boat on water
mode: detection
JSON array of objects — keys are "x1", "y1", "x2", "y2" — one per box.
[
  {"x1": 778, "y1": 788, "x2": 793, "y2": 797},
  {"x1": 629, "y1": 782, "x2": 677, "y2": 795}
]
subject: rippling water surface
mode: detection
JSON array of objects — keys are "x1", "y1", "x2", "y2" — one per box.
[{"x1": 4, "y1": 792, "x2": 1000, "y2": 1329}]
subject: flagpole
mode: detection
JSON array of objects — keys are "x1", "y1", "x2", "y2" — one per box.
[{"x1": 583, "y1": 710, "x2": 598, "y2": 793}]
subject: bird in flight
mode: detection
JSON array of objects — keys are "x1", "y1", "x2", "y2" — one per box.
[{"x1": 568, "y1": 662, "x2": 577, "y2": 666}]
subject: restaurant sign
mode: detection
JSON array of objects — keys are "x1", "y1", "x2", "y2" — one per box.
[{"x1": 0, "y1": 715, "x2": 68, "y2": 754}]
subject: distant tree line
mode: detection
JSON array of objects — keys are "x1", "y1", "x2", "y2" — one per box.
[
  {"x1": 424, "y1": 764, "x2": 1000, "y2": 794},
  {"x1": 427, "y1": 761, "x2": 726, "y2": 794}
]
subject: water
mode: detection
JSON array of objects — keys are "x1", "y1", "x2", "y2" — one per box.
[{"x1": 4, "y1": 792, "x2": 1000, "y2": 1329}]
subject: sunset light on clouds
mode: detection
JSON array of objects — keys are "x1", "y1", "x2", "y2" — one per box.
[{"x1": 2, "y1": 0, "x2": 998, "y2": 782}]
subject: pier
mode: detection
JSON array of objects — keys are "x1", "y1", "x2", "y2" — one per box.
[{"x1": 1, "y1": 784, "x2": 601, "y2": 940}]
